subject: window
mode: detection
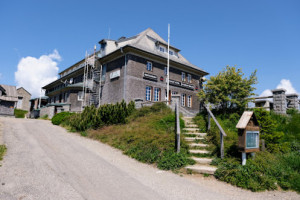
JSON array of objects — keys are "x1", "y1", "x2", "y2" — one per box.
[
  {"x1": 169, "y1": 50, "x2": 174, "y2": 55},
  {"x1": 164, "y1": 67, "x2": 168, "y2": 75},
  {"x1": 159, "y1": 46, "x2": 165, "y2": 52},
  {"x1": 172, "y1": 91, "x2": 178, "y2": 95},
  {"x1": 101, "y1": 64, "x2": 107, "y2": 81},
  {"x1": 187, "y1": 95, "x2": 192, "y2": 108},
  {"x1": 187, "y1": 74, "x2": 192, "y2": 83},
  {"x1": 246, "y1": 131, "x2": 259, "y2": 149},
  {"x1": 154, "y1": 88, "x2": 160, "y2": 102},
  {"x1": 181, "y1": 93, "x2": 186, "y2": 107},
  {"x1": 78, "y1": 91, "x2": 84, "y2": 101},
  {"x1": 181, "y1": 72, "x2": 186, "y2": 81},
  {"x1": 146, "y1": 86, "x2": 152, "y2": 101},
  {"x1": 147, "y1": 61, "x2": 152, "y2": 71}
]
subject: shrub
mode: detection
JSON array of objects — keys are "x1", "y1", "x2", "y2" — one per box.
[
  {"x1": 51, "y1": 112, "x2": 74, "y2": 125},
  {"x1": 66, "y1": 100, "x2": 136, "y2": 131},
  {"x1": 214, "y1": 151, "x2": 300, "y2": 192},
  {"x1": 14, "y1": 109, "x2": 28, "y2": 118}
]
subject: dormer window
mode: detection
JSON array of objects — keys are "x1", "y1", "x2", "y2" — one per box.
[
  {"x1": 181, "y1": 72, "x2": 186, "y2": 81},
  {"x1": 159, "y1": 46, "x2": 165, "y2": 52},
  {"x1": 169, "y1": 50, "x2": 174, "y2": 55}
]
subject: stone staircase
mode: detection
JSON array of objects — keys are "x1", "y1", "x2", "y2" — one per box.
[{"x1": 182, "y1": 117, "x2": 217, "y2": 175}]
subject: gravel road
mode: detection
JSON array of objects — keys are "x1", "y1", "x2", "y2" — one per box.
[{"x1": 0, "y1": 117, "x2": 298, "y2": 200}]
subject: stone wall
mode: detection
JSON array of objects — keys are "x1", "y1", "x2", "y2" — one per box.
[
  {"x1": 0, "y1": 101, "x2": 15, "y2": 116},
  {"x1": 40, "y1": 106, "x2": 55, "y2": 119}
]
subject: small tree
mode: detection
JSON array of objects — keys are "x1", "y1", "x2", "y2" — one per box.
[{"x1": 198, "y1": 66, "x2": 257, "y2": 113}]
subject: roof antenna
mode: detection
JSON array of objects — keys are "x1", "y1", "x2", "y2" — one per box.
[{"x1": 108, "y1": 28, "x2": 111, "y2": 39}]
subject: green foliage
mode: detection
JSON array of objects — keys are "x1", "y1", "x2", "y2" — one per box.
[
  {"x1": 0, "y1": 145, "x2": 7, "y2": 161},
  {"x1": 40, "y1": 114, "x2": 49, "y2": 120},
  {"x1": 158, "y1": 151, "x2": 195, "y2": 170},
  {"x1": 66, "y1": 100, "x2": 136, "y2": 131},
  {"x1": 214, "y1": 151, "x2": 300, "y2": 192},
  {"x1": 14, "y1": 109, "x2": 28, "y2": 118},
  {"x1": 206, "y1": 113, "x2": 240, "y2": 157},
  {"x1": 87, "y1": 103, "x2": 193, "y2": 171},
  {"x1": 198, "y1": 66, "x2": 257, "y2": 113},
  {"x1": 51, "y1": 112, "x2": 74, "y2": 125},
  {"x1": 254, "y1": 108, "x2": 289, "y2": 153},
  {"x1": 193, "y1": 113, "x2": 207, "y2": 132}
]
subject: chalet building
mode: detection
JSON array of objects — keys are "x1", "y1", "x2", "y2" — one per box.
[{"x1": 43, "y1": 28, "x2": 208, "y2": 116}]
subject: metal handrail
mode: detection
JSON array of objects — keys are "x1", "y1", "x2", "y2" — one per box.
[{"x1": 205, "y1": 105, "x2": 226, "y2": 159}]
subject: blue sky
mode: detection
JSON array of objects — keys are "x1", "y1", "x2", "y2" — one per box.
[{"x1": 0, "y1": 0, "x2": 299, "y2": 97}]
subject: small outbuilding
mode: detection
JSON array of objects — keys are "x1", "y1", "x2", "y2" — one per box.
[{"x1": 236, "y1": 111, "x2": 260, "y2": 153}]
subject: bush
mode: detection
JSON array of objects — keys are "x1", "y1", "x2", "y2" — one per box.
[
  {"x1": 67, "y1": 100, "x2": 136, "y2": 131},
  {"x1": 51, "y1": 112, "x2": 74, "y2": 125},
  {"x1": 14, "y1": 109, "x2": 28, "y2": 118},
  {"x1": 214, "y1": 151, "x2": 300, "y2": 192}
]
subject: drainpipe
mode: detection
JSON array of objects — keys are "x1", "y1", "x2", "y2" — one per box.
[{"x1": 121, "y1": 47, "x2": 127, "y2": 102}]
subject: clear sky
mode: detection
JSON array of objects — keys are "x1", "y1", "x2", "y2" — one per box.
[{"x1": 0, "y1": 0, "x2": 299, "y2": 97}]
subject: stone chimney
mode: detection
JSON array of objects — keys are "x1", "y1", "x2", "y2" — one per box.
[
  {"x1": 286, "y1": 93, "x2": 299, "y2": 110},
  {"x1": 272, "y1": 89, "x2": 286, "y2": 114}
]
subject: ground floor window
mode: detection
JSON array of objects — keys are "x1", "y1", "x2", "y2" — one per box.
[
  {"x1": 146, "y1": 86, "x2": 152, "y2": 101},
  {"x1": 181, "y1": 93, "x2": 186, "y2": 107},
  {"x1": 154, "y1": 88, "x2": 160, "y2": 102},
  {"x1": 187, "y1": 95, "x2": 192, "y2": 108},
  {"x1": 78, "y1": 91, "x2": 84, "y2": 101}
]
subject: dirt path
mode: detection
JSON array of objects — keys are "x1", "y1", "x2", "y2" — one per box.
[{"x1": 0, "y1": 117, "x2": 298, "y2": 200}]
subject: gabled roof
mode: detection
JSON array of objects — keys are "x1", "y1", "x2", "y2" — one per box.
[
  {"x1": 100, "y1": 28, "x2": 208, "y2": 74},
  {"x1": 17, "y1": 87, "x2": 31, "y2": 95},
  {"x1": 236, "y1": 111, "x2": 259, "y2": 129},
  {"x1": 0, "y1": 84, "x2": 18, "y2": 102}
]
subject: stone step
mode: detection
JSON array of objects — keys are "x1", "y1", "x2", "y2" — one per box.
[
  {"x1": 192, "y1": 157, "x2": 213, "y2": 164},
  {"x1": 189, "y1": 149, "x2": 210, "y2": 154},
  {"x1": 183, "y1": 128, "x2": 200, "y2": 132},
  {"x1": 185, "y1": 165, "x2": 217, "y2": 175},
  {"x1": 185, "y1": 124, "x2": 198, "y2": 128},
  {"x1": 184, "y1": 137, "x2": 204, "y2": 142},
  {"x1": 184, "y1": 132, "x2": 207, "y2": 137},
  {"x1": 189, "y1": 143, "x2": 208, "y2": 148}
]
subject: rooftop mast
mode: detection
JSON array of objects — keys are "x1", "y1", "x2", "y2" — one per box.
[{"x1": 167, "y1": 24, "x2": 170, "y2": 105}]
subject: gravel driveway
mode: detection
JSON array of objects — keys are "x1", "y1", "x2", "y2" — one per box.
[{"x1": 0, "y1": 117, "x2": 298, "y2": 200}]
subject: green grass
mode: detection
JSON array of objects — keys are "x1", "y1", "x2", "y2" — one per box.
[
  {"x1": 0, "y1": 145, "x2": 7, "y2": 161},
  {"x1": 86, "y1": 103, "x2": 194, "y2": 170},
  {"x1": 14, "y1": 109, "x2": 28, "y2": 118}
]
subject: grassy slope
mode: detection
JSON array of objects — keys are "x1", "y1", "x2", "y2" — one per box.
[{"x1": 80, "y1": 105, "x2": 195, "y2": 170}]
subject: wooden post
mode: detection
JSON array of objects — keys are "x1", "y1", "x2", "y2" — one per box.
[
  {"x1": 175, "y1": 101, "x2": 180, "y2": 153},
  {"x1": 208, "y1": 113, "x2": 211, "y2": 131},
  {"x1": 261, "y1": 139, "x2": 265, "y2": 151},
  {"x1": 220, "y1": 131, "x2": 224, "y2": 159},
  {"x1": 242, "y1": 152, "x2": 246, "y2": 165}
]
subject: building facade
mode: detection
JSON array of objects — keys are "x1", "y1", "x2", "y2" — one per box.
[
  {"x1": 43, "y1": 28, "x2": 208, "y2": 116},
  {"x1": 0, "y1": 85, "x2": 18, "y2": 116},
  {"x1": 16, "y1": 87, "x2": 31, "y2": 111}
]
